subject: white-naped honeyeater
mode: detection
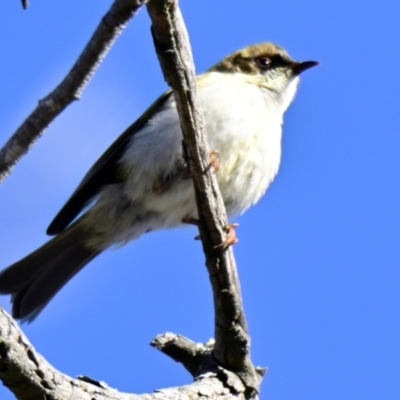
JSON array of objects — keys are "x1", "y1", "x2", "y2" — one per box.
[{"x1": 0, "y1": 43, "x2": 318, "y2": 321}]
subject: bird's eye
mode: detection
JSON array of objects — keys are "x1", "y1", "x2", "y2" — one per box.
[{"x1": 256, "y1": 57, "x2": 272, "y2": 68}]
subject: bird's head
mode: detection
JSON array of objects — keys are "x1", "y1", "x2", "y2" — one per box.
[{"x1": 209, "y1": 42, "x2": 318, "y2": 111}]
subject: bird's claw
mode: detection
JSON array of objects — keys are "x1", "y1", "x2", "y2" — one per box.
[
  {"x1": 157, "y1": 150, "x2": 218, "y2": 194},
  {"x1": 153, "y1": 166, "x2": 192, "y2": 193},
  {"x1": 182, "y1": 217, "x2": 201, "y2": 240},
  {"x1": 214, "y1": 223, "x2": 239, "y2": 250},
  {"x1": 204, "y1": 150, "x2": 220, "y2": 173},
  {"x1": 182, "y1": 217, "x2": 238, "y2": 249},
  {"x1": 182, "y1": 216, "x2": 199, "y2": 226}
]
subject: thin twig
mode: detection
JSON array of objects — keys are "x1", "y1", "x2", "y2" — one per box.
[
  {"x1": 146, "y1": 0, "x2": 262, "y2": 394},
  {"x1": 0, "y1": 0, "x2": 147, "y2": 184}
]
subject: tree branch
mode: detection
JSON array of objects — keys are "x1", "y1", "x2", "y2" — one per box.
[
  {"x1": 0, "y1": 0, "x2": 147, "y2": 185},
  {"x1": 0, "y1": 0, "x2": 264, "y2": 398},
  {"x1": 0, "y1": 309, "x2": 249, "y2": 399},
  {"x1": 146, "y1": 0, "x2": 263, "y2": 395},
  {"x1": 151, "y1": 332, "x2": 216, "y2": 378}
]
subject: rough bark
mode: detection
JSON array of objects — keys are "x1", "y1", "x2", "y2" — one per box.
[
  {"x1": 0, "y1": 0, "x2": 264, "y2": 398},
  {"x1": 147, "y1": 1, "x2": 263, "y2": 395},
  {"x1": 0, "y1": 309, "x2": 250, "y2": 400}
]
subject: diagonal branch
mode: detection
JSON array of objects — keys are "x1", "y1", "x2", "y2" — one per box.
[
  {"x1": 1, "y1": 0, "x2": 264, "y2": 398},
  {"x1": 146, "y1": 0, "x2": 263, "y2": 395},
  {"x1": 0, "y1": 0, "x2": 147, "y2": 185}
]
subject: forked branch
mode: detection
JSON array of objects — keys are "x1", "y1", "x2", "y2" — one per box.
[
  {"x1": 146, "y1": 0, "x2": 263, "y2": 395},
  {"x1": 0, "y1": 0, "x2": 263, "y2": 398}
]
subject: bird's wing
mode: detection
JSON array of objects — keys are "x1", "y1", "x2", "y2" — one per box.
[{"x1": 47, "y1": 90, "x2": 173, "y2": 235}]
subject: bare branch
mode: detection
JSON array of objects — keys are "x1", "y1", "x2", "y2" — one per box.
[
  {"x1": 151, "y1": 332, "x2": 216, "y2": 377},
  {"x1": 0, "y1": 309, "x2": 248, "y2": 399},
  {"x1": 146, "y1": 0, "x2": 263, "y2": 395},
  {"x1": 1, "y1": 0, "x2": 264, "y2": 398},
  {"x1": 0, "y1": 0, "x2": 147, "y2": 185}
]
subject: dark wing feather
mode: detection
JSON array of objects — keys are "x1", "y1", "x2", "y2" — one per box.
[{"x1": 47, "y1": 91, "x2": 172, "y2": 235}]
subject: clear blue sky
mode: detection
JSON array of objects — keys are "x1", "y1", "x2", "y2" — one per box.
[{"x1": 0, "y1": 1, "x2": 399, "y2": 399}]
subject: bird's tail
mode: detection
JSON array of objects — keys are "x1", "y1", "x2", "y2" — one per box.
[{"x1": 0, "y1": 222, "x2": 100, "y2": 322}]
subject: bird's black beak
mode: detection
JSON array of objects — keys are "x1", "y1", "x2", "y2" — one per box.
[{"x1": 292, "y1": 60, "x2": 319, "y2": 75}]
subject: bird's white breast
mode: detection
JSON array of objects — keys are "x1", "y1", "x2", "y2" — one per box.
[
  {"x1": 197, "y1": 72, "x2": 284, "y2": 216},
  {"x1": 93, "y1": 72, "x2": 289, "y2": 246}
]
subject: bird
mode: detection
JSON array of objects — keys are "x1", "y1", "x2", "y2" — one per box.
[{"x1": 0, "y1": 42, "x2": 317, "y2": 322}]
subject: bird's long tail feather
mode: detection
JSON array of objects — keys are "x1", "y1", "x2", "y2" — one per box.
[{"x1": 0, "y1": 223, "x2": 100, "y2": 322}]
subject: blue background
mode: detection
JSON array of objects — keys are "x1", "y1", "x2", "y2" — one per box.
[{"x1": 0, "y1": 1, "x2": 399, "y2": 399}]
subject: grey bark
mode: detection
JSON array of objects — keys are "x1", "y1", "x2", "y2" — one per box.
[
  {"x1": 146, "y1": 1, "x2": 262, "y2": 395},
  {"x1": 0, "y1": 309, "x2": 250, "y2": 399},
  {"x1": 0, "y1": 0, "x2": 264, "y2": 398}
]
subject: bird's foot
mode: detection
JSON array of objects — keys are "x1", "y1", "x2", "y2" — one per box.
[
  {"x1": 214, "y1": 223, "x2": 239, "y2": 250},
  {"x1": 181, "y1": 166, "x2": 193, "y2": 180},
  {"x1": 153, "y1": 166, "x2": 192, "y2": 194},
  {"x1": 182, "y1": 217, "x2": 239, "y2": 249},
  {"x1": 156, "y1": 150, "x2": 218, "y2": 194},
  {"x1": 204, "y1": 150, "x2": 220, "y2": 173},
  {"x1": 182, "y1": 216, "x2": 199, "y2": 226},
  {"x1": 182, "y1": 217, "x2": 202, "y2": 240},
  {"x1": 153, "y1": 175, "x2": 178, "y2": 194}
]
